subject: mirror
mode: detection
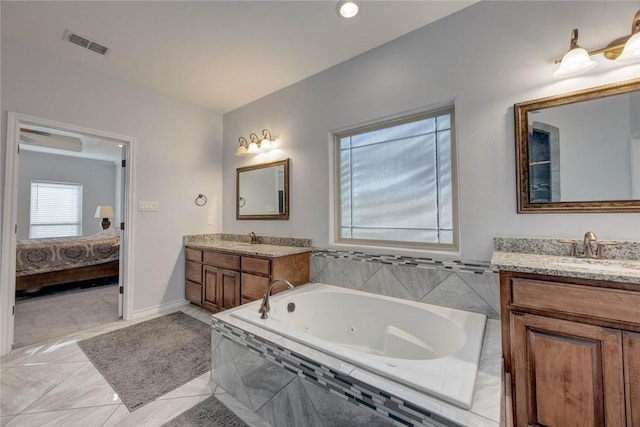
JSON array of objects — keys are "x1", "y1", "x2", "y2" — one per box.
[
  {"x1": 237, "y1": 158, "x2": 289, "y2": 220},
  {"x1": 515, "y1": 78, "x2": 640, "y2": 213}
]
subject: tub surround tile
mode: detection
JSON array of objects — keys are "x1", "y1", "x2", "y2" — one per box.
[
  {"x1": 214, "y1": 391, "x2": 273, "y2": 427},
  {"x1": 212, "y1": 339, "x2": 253, "y2": 407},
  {"x1": 256, "y1": 378, "x2": 325, "y2": 427},
  {"x1": 4, "y1": 405, "x2": 119, "y2": 427},
  {"x1": 314, "y1": 259, "x2": 357, "y2": 289},
  {"x1": 0, "y1": 417, "x2": 14, "y2": 426},
  {"x1": 387, "y1": 263, "x2": 451, "y2": 300},
  {"x1": 334, "y1": 258, "x2": 382, "y2": 289},
  {"x1": 470, "y1": 320, "x2": 502, "y2": 422},
  {"x1": 212, "y1": 312, "x2": 500, "y2": 427},
  {"x1": 310, "y1": 255, "x2": 330, "y2": 280},
  {"x1": 457, "y1": 272, "x2": 500, "y2": 315},
  {"x1": 360, "y1": 266, "x2": 414, "y2": 300},
  {"x1": 312, "y1": 249, "x2": 495, "y2": 274},
  {"x1": 310, "y1": 250, "x2": 500, "y2": 320},
  {"x1": 300, "y1": 379, "x2": 394, "y2": 427},
  {"x1": 421, "y1": 274, "x2": 499, "y2": 319}
]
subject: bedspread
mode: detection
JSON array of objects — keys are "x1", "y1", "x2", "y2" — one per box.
[{"x1": 16, "y1": 228, "x2": 119, "y2": 276}]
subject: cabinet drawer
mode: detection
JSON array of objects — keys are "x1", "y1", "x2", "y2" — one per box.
[
  {"x1": 185, "y1": 247, "x2": 202, "y2": 262},
  {"x1": 241, "y1": 273, "x2": 270, "y2": 301},
  {"x1": 185, "y1": 261, "x2": 202, "y2": 283},
  {"x1": 242, "y1": 256, "x2": 271, "y2": 275},
  {"x1": 185, "y1": 281, "x2": 202, "y2": 305},
  {"x1": 203, "y1": 251, "x2": 240, "y2": 270},
  {"x1": 511, "y1": 278, "x2": 640, "y2": 325}
]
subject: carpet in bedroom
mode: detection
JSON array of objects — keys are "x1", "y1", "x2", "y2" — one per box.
[{"x1": 13, "y1": 282, "x2": 119, "y2": 348}]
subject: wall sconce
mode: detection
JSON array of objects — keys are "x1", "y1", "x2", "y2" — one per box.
[
  {"x1": 554, "y1": 10, "x2": 640, "y2": 78},
  {"x1": 236, "y1": 129, "x2": 278, "y2": 156}
]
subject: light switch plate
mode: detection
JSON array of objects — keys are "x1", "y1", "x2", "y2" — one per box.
[{"x1": 138, "y1": 201, "x2": 159, "y2": 212}]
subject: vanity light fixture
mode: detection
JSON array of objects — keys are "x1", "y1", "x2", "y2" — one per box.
[
  {"x1": 336, "y1": 0, "x2": 359, "y2": 19},
  {"x1": 554, "y1": 10, "x2": 640, "y2": 78},
  {"x1": 236, "y1": 137, "x2": 249, "y2": 155},
  {"x1": 235, "y1": 129, "x2": 278, "y2": 156}
]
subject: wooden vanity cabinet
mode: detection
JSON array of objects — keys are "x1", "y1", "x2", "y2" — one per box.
[
  {"x1": 501, "y1": 271, "x2": 640, "y2": 426},
  {"x1": 185, "y1": 246, "x2": 309, "y2": 312}
]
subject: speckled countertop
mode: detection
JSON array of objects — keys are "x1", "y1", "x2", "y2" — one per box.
[
  {"x1": 491, "y1": 237, "x2": 640, "y2": 284},
  {"x1": 184, "y1": 233, "x2": 312, "y2": 258}
]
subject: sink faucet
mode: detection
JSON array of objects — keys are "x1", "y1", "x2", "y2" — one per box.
[
  {"x1": 258, "y1": 279, "x2": 294, "y2": 319},
  {"x1": 248, "y1": 231, "x2": 259, "y2": 244},
  {"x1": 583, "y1": 231, "x2": 597, "y2": 258}
]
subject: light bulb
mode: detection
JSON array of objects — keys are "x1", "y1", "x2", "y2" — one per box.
[{"x1": 553, "y1": 47, "x2": 596, "y2": 78}]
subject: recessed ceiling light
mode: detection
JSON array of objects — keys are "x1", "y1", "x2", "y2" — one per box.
[{"x1": 336, "y1": 1, "x2": 359, "y2": 19}]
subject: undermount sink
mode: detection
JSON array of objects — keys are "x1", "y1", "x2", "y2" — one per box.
[
  {"x1": 552, "y1": 261, "x2": 638, "y2": 275},
  {"x1": 227, "y1": 242, "x2": 251, "y2": 247}
]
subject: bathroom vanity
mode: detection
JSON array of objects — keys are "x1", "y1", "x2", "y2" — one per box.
[
  {"x1": 184, "y1": 234, "x2": 311, "y2": 312},
  {"x1": 492, "y1": 237, "x2": 640, "y2": 426}
]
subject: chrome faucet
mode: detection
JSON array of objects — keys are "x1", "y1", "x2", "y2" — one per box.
[
  {"x1": 583, "y1": 231, "x2": 597, "y2": 258},
  {"x1": 248, "y1": 231, "x2": 259, "y2": 244},
  {"x1": 258, "y1": 279, "x2": 294, "y2": 319}
]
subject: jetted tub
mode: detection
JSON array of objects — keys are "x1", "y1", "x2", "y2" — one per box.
[{"x1": 231, "y1": 283, "x2": 487, "y2": 409}]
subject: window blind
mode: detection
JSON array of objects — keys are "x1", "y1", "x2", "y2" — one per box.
[{"x1": 30, "y1": 181, "x2": 83, "y2": 238}]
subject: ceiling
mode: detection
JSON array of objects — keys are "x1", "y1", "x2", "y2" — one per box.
[{"x1": 1, "y1": 1, "x2": 475, "y2": 114}]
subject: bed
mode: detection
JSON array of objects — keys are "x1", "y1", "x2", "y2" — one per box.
[{"x1": 16, "y1": 228, "x2": 120, "y2": 291}]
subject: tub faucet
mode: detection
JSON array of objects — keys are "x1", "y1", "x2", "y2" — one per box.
[
  {"x1": 258, "y1": 279, "x2": 294, "y2": 319},
  {"x1": 583, "y1": 231, "x2": 597, "y2": 258},
  {"x1": 248, "y1": 231, "x2": 259, "y2": 244}
]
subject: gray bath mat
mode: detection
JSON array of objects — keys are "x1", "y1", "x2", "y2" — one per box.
[
  {"x1": 78, "y1": 311, "x2": 210, "y2": 411},
  {"x1": 162, "y1": 394, "x2": 249, "y2": 427}
]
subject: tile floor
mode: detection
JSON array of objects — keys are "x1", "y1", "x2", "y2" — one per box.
[{"x1": 1, "y1": 304, "x2": 270, "y2": 427}]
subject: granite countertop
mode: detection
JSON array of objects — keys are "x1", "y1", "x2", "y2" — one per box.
[
  {"x1": 184, "y1": 233, "x2": 312, "y2": 258},
  {"x1": 492, "y1": 237, "x2": 640, "y2": 284}
]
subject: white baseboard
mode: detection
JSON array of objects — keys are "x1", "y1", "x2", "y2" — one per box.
[{"x1": 132, "y1": 299, "x2": 190, "y2": 319}]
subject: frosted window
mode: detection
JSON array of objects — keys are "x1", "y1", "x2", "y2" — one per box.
[
  {"x1": 336, "y1": 108, "x2": 456, "y2": 247},
  {"x1": 30, "y1": 181, "x2": 83, "y2": 238}
]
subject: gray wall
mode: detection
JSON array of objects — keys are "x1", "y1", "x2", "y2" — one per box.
[
  {"x1": 17, "y1": 151, "x2": 117, "y2": 240},
  {"x1": 222, "y1": 1, "x2": 640, "y2": 261},
  {"x1": 1, "y1": 39, "x2": 223, "y2": 313}
]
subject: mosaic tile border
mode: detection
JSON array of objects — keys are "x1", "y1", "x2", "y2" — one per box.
[
  {"x1": 212, "y1": 318, "x2": 464, "y2": 427},
  {"x1": 312, "y1": 249, "x2": 495, "y2": 275}
]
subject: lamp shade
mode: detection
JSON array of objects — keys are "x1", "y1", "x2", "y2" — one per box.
[
  {"x1": 94, "y1": 205, "x2": 115, "y2": 219},
  {"x1": 553, "y1": 47, "x2": 596, "y2": 78},
  {"x1": 616, "y1": 32, "x2": 640, "y2": 63}
]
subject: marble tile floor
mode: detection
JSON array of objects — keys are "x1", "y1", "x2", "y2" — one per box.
[
  {"x1": 1, "y1": 304, "x2": 270, "y2": 427},
  {"x1": 13, "y1": 283, "x2": 120, "y2": 349}
]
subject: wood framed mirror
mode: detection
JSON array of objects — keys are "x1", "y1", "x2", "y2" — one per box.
[
  {"x1": 236, "y1": 158, "x2": 289, "y2": 220},
  {"x1": 515, "y1": 78, "x2": 640, "y2": 213}
]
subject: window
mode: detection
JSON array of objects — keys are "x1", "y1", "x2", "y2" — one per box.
[
  {"x1": 335, "y1": 107, "x2": 457, "y2": 250},
  {"x1": 30, "y1": 181, "x2": 83, "y2": 238}
]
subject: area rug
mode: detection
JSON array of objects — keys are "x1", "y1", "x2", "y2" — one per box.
[
  {"x1": 161, "y1": 394, "x2": 249, "y2": 427},
  {"x1": 78, "y1": 311, "x2": 210, "y2": 411}
]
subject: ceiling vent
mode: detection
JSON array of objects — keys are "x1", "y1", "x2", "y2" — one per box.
[{"x1": 63, "y1": 30, "x2": 110, "y2": 56}]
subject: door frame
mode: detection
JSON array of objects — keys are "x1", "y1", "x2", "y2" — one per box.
[{"x1": 1, "y1": 112, "x2": 136, "y2": 355}]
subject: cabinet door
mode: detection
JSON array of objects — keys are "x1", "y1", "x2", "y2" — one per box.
[
  {"x1": 203, "y1": 265, "x2": 221, "y2": 311},
  {"x1": 220, "y1": 269, "x2": 240, "y2": 310},
  {"x1": 511, "y1": 313, "x2": 625, "y2": 427},
  {"x1": 625, "y1": 331, "x2": 640, "y2": 426}
]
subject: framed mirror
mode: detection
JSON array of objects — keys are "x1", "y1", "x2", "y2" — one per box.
[
  {"x1": 515, "y1": 78, "x2": 640, "y2": 213},
  {"x1": 237, "y1": 158, "x2": 289, "y2": 220}
]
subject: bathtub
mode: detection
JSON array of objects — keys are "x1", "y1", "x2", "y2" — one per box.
[{"x1": 231, "y1": 283, "x2": 487, "y2": 409}]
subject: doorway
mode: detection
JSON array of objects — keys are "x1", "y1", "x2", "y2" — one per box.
[{"x1": 1, "y1": 112, "x2": 136, "y2": 355}]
